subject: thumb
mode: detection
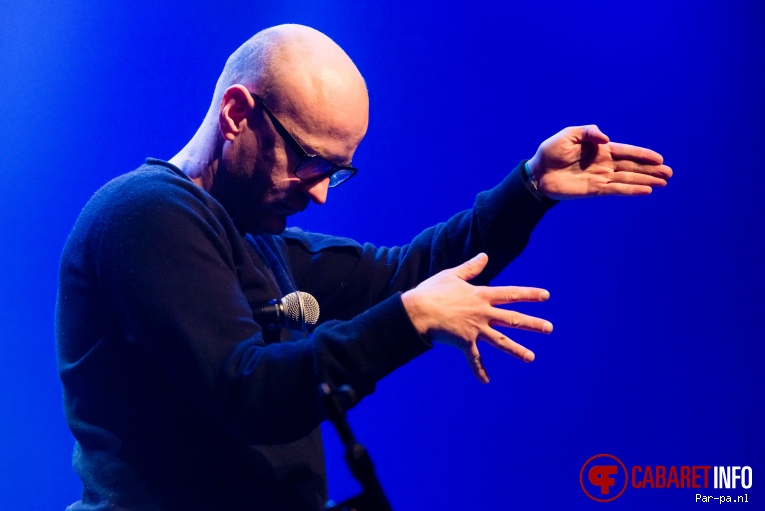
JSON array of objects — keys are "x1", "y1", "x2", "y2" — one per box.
[
  {"x1": 577, "y1": 124, "x2": 610, "y2": 145},
  {"x1": 451, "y1": 253, "x2": 489, "y2": 281}
]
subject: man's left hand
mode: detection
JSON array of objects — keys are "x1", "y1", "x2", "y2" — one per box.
[{"x1": 527, "y1": 125, "x2": 673, "y2": 200}]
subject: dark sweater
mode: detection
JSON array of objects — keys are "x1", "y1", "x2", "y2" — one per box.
[{"x1": 56, "y1": 159, "x2": 555, "y2": 510}]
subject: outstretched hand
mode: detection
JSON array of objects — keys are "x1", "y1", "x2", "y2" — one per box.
[
  {"x1": 401, "y1": 253, "x2": 552, "y2": 383},
  {"x1": 527, "y1": 125, "x2": 673, "y2": 200}
]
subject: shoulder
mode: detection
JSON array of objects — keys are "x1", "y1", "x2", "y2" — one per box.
[
  {"x1": 91, "y1": 161, "x2": 215, "y2": 217},
  {"x1": 65, "y1": 161, "x2": 238, "y2": 263},
  {"x1": 79, "y1": 161, "x2": 231, "y2": 234}
]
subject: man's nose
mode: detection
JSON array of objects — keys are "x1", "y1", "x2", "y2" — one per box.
[{"x1": 304, "y1": 177, "x2": 330, "y2": 205}]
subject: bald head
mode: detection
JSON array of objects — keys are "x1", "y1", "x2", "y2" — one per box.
[
  {"x1": 170, "y1": 25, "x2": 370, "y2": 233},
  {"x1": 209, "y1": 25, "x2": 369, "y2": 155}
]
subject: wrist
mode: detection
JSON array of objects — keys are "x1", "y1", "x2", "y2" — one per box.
[
  {"x1": 522, "y1": 159, "x2": 547, "y2": 201},
  {"x1": 401, "y1": 290, "x2": 430, "y2": 337}
]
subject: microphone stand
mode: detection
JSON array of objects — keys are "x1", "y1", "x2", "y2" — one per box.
[{"x1": 320, "y1": 383, "x2": 393, "y2": 511}]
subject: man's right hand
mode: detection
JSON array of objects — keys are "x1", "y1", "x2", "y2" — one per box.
[{"x1": 401, "y1": 253, "x2": 552, "y2": 384}]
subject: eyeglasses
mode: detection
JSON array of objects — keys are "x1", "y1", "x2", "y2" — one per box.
[{"x1": 249, "y1": 92, "x2": 358, "y2": 188}]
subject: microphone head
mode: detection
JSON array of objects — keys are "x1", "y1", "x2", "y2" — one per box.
[{"x1": 281, "y1": 291, "x2": 320, "y2": 331}]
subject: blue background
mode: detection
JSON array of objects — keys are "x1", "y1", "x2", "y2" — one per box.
[{"x1": 1, "y1": 1, "x2": 762, "y2": 509}]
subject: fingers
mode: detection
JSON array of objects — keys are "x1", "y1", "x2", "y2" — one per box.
[
  {"x1": 458, "y1": 288, "x2": 550, "y2": 382},
  {"x1": 590, "y1": 158, "x2": 671, "y2": 196},
  {"x1": 609, "y1": 142, "x2": 665, "y2": 166},
  {"x1": 465, "y1": 343, "x2": 490, "y2": 384},
  {"x1": 483, "y1": 331, "x2": 536, "y2": 363},
  {"x1": 613, "y1": 159, "x2": 673, "y2": 179},
  {"x1": 601, "y1": 183, "x2": 653, "y2": 196},
  {"x1": 463, "y1": 329, "x2": 537, "y2": 384},
  {"x1": 451, "y1": 253, "x2": 489, "y2": 281},
  {"x1": 483, "y1": 286, "x2": 550, "y2": 305},
  {"x1": 609, "y1": 171, "x2": 668, "y2": 188},
  {"x1": 489, "y1": 308, "x2": 553, "y2": 334}
]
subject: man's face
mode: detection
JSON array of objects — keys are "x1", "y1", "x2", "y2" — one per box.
[
  {"x1": 210, "y1": 131, "x2": 315, "y2": 235},
  {"x1": 213, "y1": 90, "x2": 367, "y2": 235},
  {"x1": 241, "y1": 137, "x2": 330, "y2": 235}
]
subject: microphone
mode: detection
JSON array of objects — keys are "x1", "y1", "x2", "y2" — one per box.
[{"x1": 253, "y1": 291, "x2": 320, "y2": 332}]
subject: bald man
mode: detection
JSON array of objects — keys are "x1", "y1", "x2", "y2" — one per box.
[{"x1": 56, "y1": 25, "x2": 671, "y2": 511}]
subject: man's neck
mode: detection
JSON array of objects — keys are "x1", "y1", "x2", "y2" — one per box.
[{"x1": 169, "y1": 121, "x2": 220, "y2": 191}]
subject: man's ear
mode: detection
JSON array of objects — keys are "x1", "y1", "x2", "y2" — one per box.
[{"x1": 219, "y1": 85, "x2": 255, "y2": 141}]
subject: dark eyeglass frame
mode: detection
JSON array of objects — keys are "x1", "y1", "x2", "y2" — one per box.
[{"x1": 248, "y1": 92, "x2": 358, "y2": 188}]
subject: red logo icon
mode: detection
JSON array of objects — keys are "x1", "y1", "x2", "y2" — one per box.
[
  {"x1": 581, "y1": 454, "x2": 628, "y2": 502},
  {"x1": 589, "y1": 465, "x2": 618, "y2": 494}
]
